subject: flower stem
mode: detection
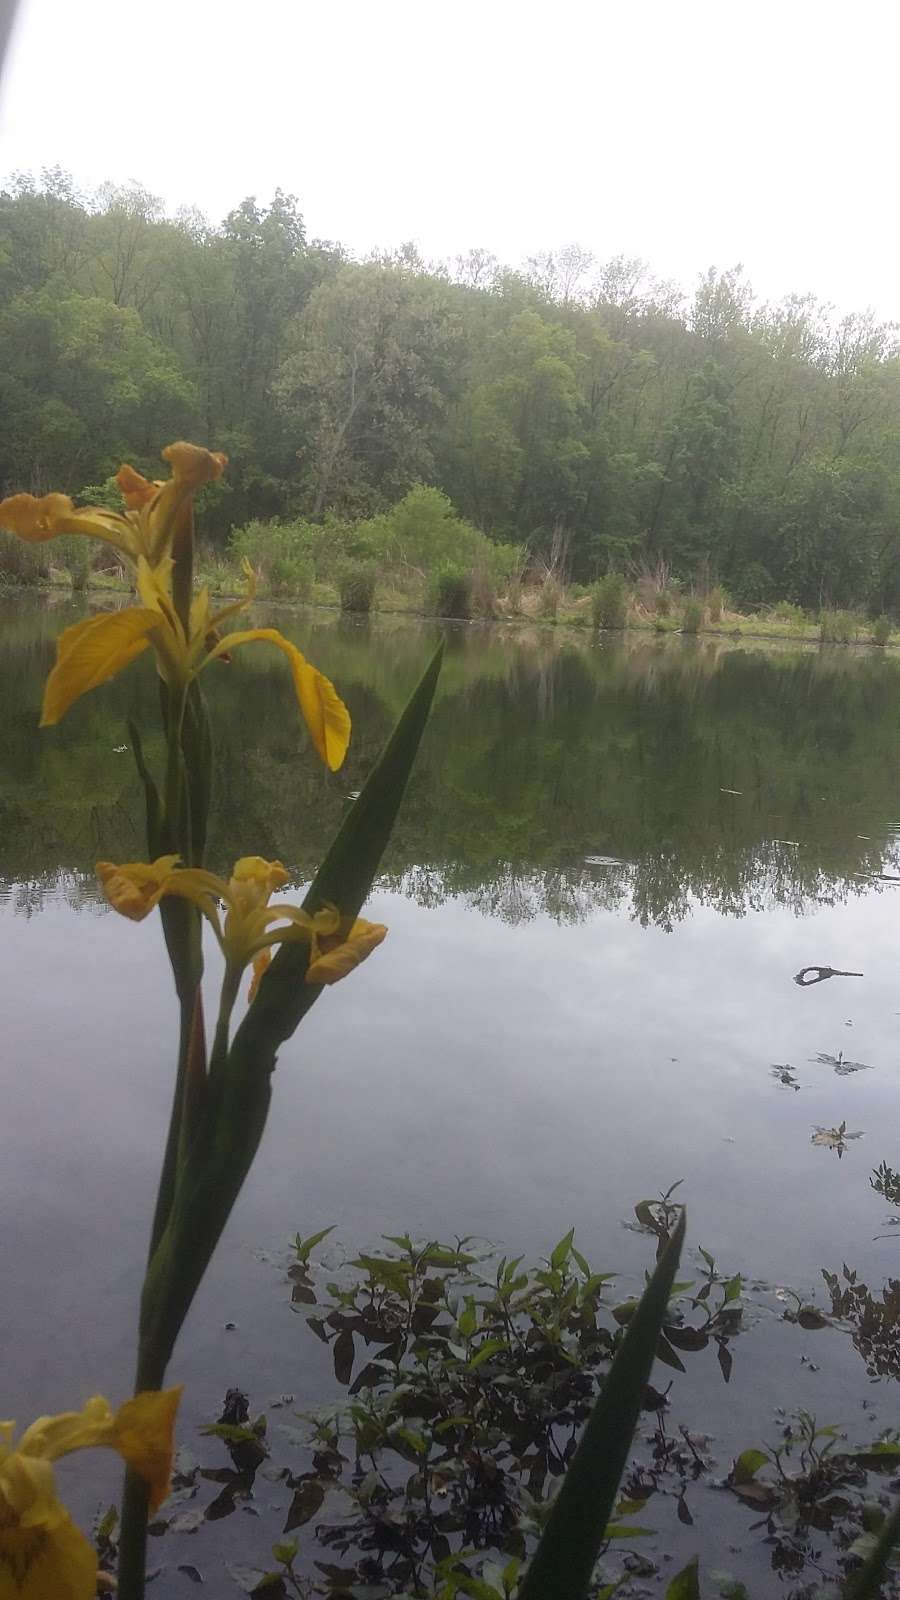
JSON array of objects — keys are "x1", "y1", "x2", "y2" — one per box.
[{"x1": 116, "y1": 1343, "x2": 167, "y2": 1600}]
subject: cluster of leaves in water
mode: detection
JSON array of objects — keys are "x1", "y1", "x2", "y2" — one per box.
[{"x1": 92, "y1": 1180, "x2": 900, "y2": 1598}]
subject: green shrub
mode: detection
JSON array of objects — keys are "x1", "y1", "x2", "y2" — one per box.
[
  {"x1": 681, "y1": 597, "x2": 704, "y2": 634},
  {"x1": 706, "y1": 583, "x2": 727, "y2": 622},
  {"x1": 429, "y1": 561, "x2": 472, "y2": 619},
  {"x1": 654, "y1": 587, "x2": 673, "y2": 617},
  {"x1": 592, "y1": 572, "x2": 628, "y2": 630},
  {"x1": 338, "y1": 561, "x2": 377, "y2": 614},
  {"x1": 75, "y1": 477, "x2": 123, "y2": 513},
  {"x1": 0, "y1": 528, "x2": 50, "y2": 586},
  {"x1": 820, "y1": 609, "x2": 858, "y2": 644},
  {"x1": 872, "y1": 614, "x2": 892, "y2": 646},
  {"x1": 230, "y1": 517, "x2": 324, "y2": 586},
  {"x1": 53, "y1": 535, "x2": 91, "y2": 591},
  {"x1": 772, "y1": 599, "x2": 805, "y2": 627},
  {"x1": 730, "y1": 562, "x2": 774, "y2": 609},
  {"x1": 269, "y1": 552, "x2": 313, "y2": 598}
]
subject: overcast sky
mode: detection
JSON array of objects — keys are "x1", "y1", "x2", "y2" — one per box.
[{"x1": 1, "y1": 0, "x2": 898, "y2": 319}]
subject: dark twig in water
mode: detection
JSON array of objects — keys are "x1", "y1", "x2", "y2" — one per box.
[{"x1": 794, "y1": 965, "x2": 863, "y2": 986}]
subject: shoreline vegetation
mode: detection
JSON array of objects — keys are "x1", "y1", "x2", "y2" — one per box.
[{"x1": 4, "y1": 496, "x2": 897, "y2": 650}]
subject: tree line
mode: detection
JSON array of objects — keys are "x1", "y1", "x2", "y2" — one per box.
[{"x1": 3, "y1": 169, "x2": 900, "y2": 609}]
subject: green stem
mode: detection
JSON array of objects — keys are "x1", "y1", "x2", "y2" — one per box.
[
  {"x1": 148, "y1": 986, "x2": 200, "y2": 1260},
  {"x1": 209, "y1": 963, "x2": 241, "y2": 1085},
  {"x1": 116, "y1": 1342, "x2": 167, "y2": 1600}
]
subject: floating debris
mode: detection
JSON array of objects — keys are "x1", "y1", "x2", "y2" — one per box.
[
  {"x1": 719, "y1": 787, "x2": 743, "y2": 795},
  {"x1": 810, "y1": 1051, "x2": 872, "y2": 1075},
  {"x1": 584, "y1": 854, "x2": 625, "y2": 867},
  {"x1": 811, "y1": 1121, "x2": 863, "y2": 1157},
  {"x1": 771, "y1": 1064, "x2": 801, "y2": 1091},
  {"x1": 794, "y1": 965, "x2": 862, "y2": 986}
]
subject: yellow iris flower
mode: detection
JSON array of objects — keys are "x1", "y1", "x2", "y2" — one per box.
[
  {"x1": 0, "y1": 1387, "x2": 181, "y2": 1600},
  {"x1": 96, "y1": 854, "x2": 387, "y2": 994},
  {"x1": 41, "y1": 556, "x2": 351, "y2": 770},
  {"x1": 0, "y1": 441, "x2": 227, "y2": 568}
]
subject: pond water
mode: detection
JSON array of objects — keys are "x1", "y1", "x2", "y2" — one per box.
[{"x1": 3, "y1": 595, "x2": 900, "y2": 1589}]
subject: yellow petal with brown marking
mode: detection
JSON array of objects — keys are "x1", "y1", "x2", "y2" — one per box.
[
  {"x1": 95, "y1": 856, "x2": 181, "y2": 921},
  {"x1": 305, "y1": 918, "x2": 387, "y2": 985}
]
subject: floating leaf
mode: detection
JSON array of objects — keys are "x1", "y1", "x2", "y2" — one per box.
[
  {"x1": 284, "y1": 1478, "x2": 325, "y2": 1533},
  {"x1": 732, "y1": 1448, "x2": 769, "y2": 1485},
  {"x1": 666, "y1": 1557, "x2": 700, "y2": 1600}
]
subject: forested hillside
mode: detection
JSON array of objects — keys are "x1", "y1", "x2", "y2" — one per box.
[{"x1": 3, "y1": 170, "x2": 900, "y2": 607}]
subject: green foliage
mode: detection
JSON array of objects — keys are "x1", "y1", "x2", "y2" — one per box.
[
  {"x1": 76, "y1": 477, "x2": 125, "y2": 512},
  {"x1": 430, "y1": 561, "x2": 472, "y2": 619},
  {"x1": 820, "y1": 609, "x2": 859, "y2": 644},
  {"x1": 5, "y1": 175, "x2": 900, "y2": 607},
  {"x1": 592, "y1": 572, "x2": 629, "y2": 629},
  {"x1": 681, "y1": 597, "x2": 704, "y2": 634},
  {"x1": 54, "y1": 535, "x2": 91, "y2": 591},
  {"x1": 0, "y1": 528, "x2": 50, "y2": 586},
  {"x1": 706, "y1": 584, "x2": 727, "y2": 622},
  {"x1": 872, "y1": 614, "x2": 892, "y2": 645},
  {"x1": 338, "y1": 560, "x2": 377, "y2": 614},
  {"x1": 730, "y1": 563, "x2": 774, "y2": 610},
  {"x1": 772, "y1": 598, "x2": 805, "y2": 626}
]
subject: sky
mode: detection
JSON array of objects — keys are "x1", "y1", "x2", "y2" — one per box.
[{"x1": 1, "y1": 0, "x2": 898, "y2": 319}]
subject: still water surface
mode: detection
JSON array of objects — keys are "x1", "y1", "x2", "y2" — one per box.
[{"x1": 3, "y1": 596, "x2": 900, "y2": 1580}]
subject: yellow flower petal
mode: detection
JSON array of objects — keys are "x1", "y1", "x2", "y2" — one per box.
[
  {"x1": 161, "y1": 441, "x2": 228, "y2": 487},
  {"x1": 305, "y1": 918, "x2": 387, "y2": 986},
  {"x1": 16, "y1": 1397, "x2": 114, "y2": 1462},
  {"x1": 0, "y1": 492, "x2": 76, "y2": 542},
  {"x1": 207, "y1": 629, "x2": 351, "y2": 770},
  {"x1": 96, "y1": 856, "x2": 181, "y2": 921},
  {"x1": 116, "y1": 463, "x2": 160, "y2": 510},
  {"x1": 111, "y1": 1387, "x2": 182, "y2": 1514},
  {"x1": 40, "y1": 607, "x2": 161, "y2": 727},
  {"x1": 230, "y1": 857, "x2": 290, "y2": 907},
  {"x1": 248, "y1": 949, "x2": 271, "y2": 1001},
  {"x1": 0, "y1": 1466, "x2": 96, "y2": 1600}
]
